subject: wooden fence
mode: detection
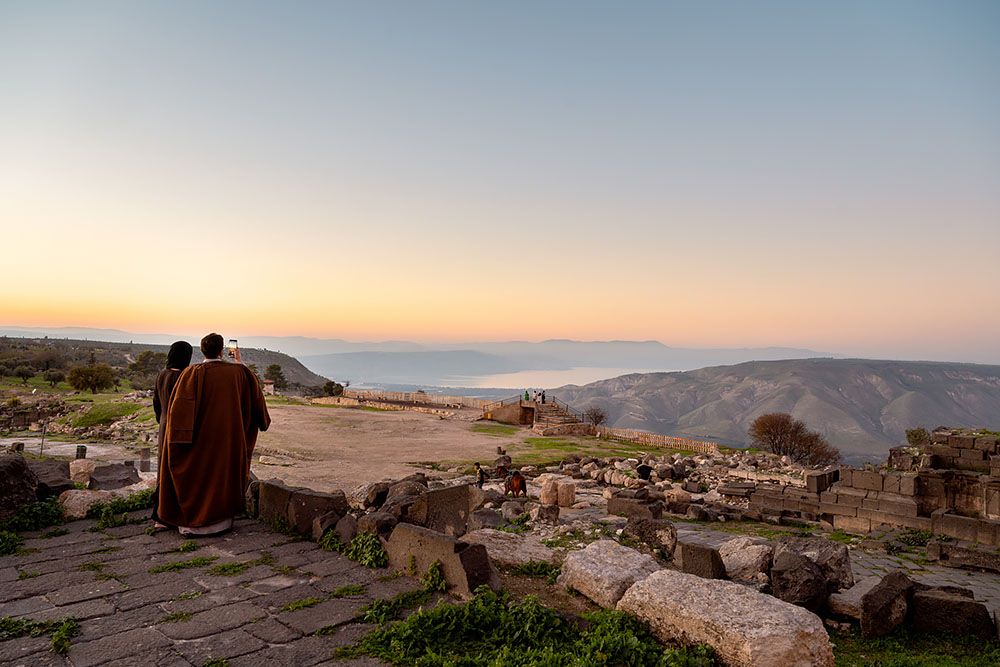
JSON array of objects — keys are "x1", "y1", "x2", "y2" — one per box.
[
  {"x1": 593, "y1": 426, "x2": 721, "y2": 455},
  {"x1": 342, "y1": 390, "x2": 490, "y2": 410}
]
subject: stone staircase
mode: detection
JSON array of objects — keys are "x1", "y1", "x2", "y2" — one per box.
[{"x1": 534, "y1": 402, "x2": 582, "y2": 427}]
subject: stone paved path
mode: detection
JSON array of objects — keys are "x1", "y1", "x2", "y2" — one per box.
[
  {"x1": 676, "y1": 523, "x2": 1000, "y2": 613},
  {"x1": 0, "y1": 513, "x2": 418, "y2": 666}
]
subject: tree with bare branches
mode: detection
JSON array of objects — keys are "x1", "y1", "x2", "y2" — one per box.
[
  {"x1": 583, "y1": 406, "x2": 608, "y2": 426},
  {"x1": 747, "y1": 413, "x2": 841, "y2": 466}
]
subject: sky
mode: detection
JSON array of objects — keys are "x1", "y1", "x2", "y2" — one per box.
[{"x1": 1, "y1": 1, "x2": 999, "y2": 363}]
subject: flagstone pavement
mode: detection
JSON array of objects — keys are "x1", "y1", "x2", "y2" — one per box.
[{"x1": 0, "y1": 513, "x2": 404, "y2": 666}]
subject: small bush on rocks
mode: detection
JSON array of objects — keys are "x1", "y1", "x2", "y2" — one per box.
[
  {"x1": 344, "y1": 532, "x2": 388, "y2": 568},
  {"x1": 0, "y1": 499, "x2": 64, "y2": 533}
]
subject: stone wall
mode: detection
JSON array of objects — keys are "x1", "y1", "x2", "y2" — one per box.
[
  {"x1": 924, "y1": 429, "x2": 999, "y2": 473},
  {"x1": 747, "y1": 459, "x2": 1000, "y2": 546}
]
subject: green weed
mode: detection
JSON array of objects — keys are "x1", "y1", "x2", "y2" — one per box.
[
  {"x1": 344, "y1": 532, "x2": 388, "y2": 569},
  {"x1": 281, "y1": 597, "x2": 324, "y2": 612},
  {"x1": 149, "y1": 556, "x2": 219, "y2": 574},
  {"x1": 329, "y1": 584, "x2": 365, "y2": 598}
]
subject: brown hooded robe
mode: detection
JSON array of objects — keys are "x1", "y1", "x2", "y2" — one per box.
[{"x1": 157, "y1": 361, "x2": 270, "y2": 528}]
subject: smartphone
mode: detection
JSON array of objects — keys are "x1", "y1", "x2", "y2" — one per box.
[{"x1": 228, "y1": 339, "x2": 238, "y2": 358}]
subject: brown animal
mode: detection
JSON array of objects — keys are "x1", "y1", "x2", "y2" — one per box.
[{"x1": 504, "y1": 471, "x2": 527, "y2": 497}]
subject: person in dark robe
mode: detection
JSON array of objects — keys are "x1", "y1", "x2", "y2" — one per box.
[
  {"x1": 150, "y1": 341, "x2": 193, "y2": 528},
  {"x1": 157, "y1": 333, "x2": 270, "y2": 536}
]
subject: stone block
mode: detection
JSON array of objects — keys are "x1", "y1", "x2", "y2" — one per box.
[
  {"x1": 529, "y1": 504, "x2": 560, "y2": 525},
  {"x1": 820, "y1": 502, "x2": 856, "y2": 517},
  {"x1": 852, "y1": 470, "x2": 883, "y2": 492},
  {"x1": 898, "y1": 474, "x2": 917, "y2": 496},
  {"x1": 258, "y1": 479, "x2": 296, "y2": 527},
  {"x1": 877, "y1": 495, "x2": 919, "y2": 517},
  {"x1": 719, "y1": 537, "x2": 772, "y2": 582},
  {"x1": 775, "y1": 537, "x2": 854, "y2": 593},
  {"x1": 882, "y1": 473, "x2": 900, "y2": 495},
  {"x1": 827, "y1": 576, "x2": 880, "y2": 620},
  {"x1": 839, "y1": 467, "x2": 853, "y2": 487},
  {"x1": 805, "y1": 470, "x2": 836, "y2": 494},
  {"x1": 0, "y1": 453, "x2": 39, "y2": 521},
  {"x1": 929, "y1": 445, "x2": 960, "y2": 458},
  {"x1": 88, "y1": 463, "x2": 140, "y2": 491},
  {"x1": 27, "y1": 459, "x2": 74, "y2": 499},
  {"x1": 833, "y1": 514, "x2": 871, "y2": 534},
  {"x1": 862, "y1": 497, "x2": 879, "y2": 510},
  {"x1": 911, "y1": 589, "x2": 995, "y2": 640},
  {"x1": 623, "y1": 518, "x2": 677, "y2": 556},
  {"x1": 287, "y1": 488, "x2": 349, "y2": 535},
  {"x1": 860, "y1": 571, "x2": 914, "y2": 639},
  {"x1": 557, "y1": 540, "x2": 660, "y2": 608},
  {"x1": 556, "y1": 482, "x2": 576, "y2": 508},
  {"x1": 607, "y1": 496, "x2": 662, "y2": 520},
  {"x1": 408, "y1": 484, "x2": 473, "y2": 537},
  {"x1": 960, "y1": 448, "x2": 985, "y2": 461},
  {"x1": 949, "y1": 435, "x2": 977, "y2": 449},
  {"x1": 820, "y1": 491, "x2": 838, "y2": 504},
  {"x1": 539, "y1": 481, "x2": 559, "y2": 505},
  {"x1": 356, "y1": 511, "x2": 397, "y2": 539},
  {"x1": 932, "y1": 511, "x2": 981, "y2": 542},
  {"x1": 618, "y1": 570, "x2": 834, "y2": 667},
  {"x1": 311, "y1": 511, "x2": 342, "y2": 542},
  {"x1": 975, "y1": 436, "x2": 999, "y2": 453},
  {"x1": 676, "y1": 541, "x2": 727, "y2": 579},
  {"x1": 334, "y1": 513, "x2": 357, "y2": 545},
  {"x1": 385, "y1": 523, "x2": 500, "y2": 599},
  {"x1": 69, "y1": 459, "x2": 97, "y2": 486},
  {"x1": 468, "y1": 508, "x2": 504, "y2": 531}
]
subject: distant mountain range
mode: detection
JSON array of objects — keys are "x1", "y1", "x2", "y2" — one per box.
[
  {"x1": 0, "y1": 326, "x2": 830, "y2": 387},
  {"x1": 553, "y1": 358, "x2": 1000, "y2": 464}
]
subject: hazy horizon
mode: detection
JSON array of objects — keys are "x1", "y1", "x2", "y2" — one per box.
[{"x1": 2, "y1": 2, "x2": 998, "y2": 362}]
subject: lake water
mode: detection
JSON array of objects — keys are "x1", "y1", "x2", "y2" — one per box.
[{"x1": 443, "y1": 367, "x2": 661, "y2": 390}]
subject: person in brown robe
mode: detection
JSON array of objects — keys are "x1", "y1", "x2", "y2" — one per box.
[
  {"x1": 157, "y1": 333, "x2": 270, "y2": 536},
  {"x1": 150, "y1": 340, "x2": 193, "y2": 527}
]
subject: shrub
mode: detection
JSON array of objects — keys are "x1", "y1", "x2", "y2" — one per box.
[
  {"x1": 344, "y1": 532, "x2": 388, "y2": 568},
  {"x1": 906, "y1": 427, "x2": 931, "y2": 447},
  {"x1": 583, "y1": 406, "x2": 608, "y2": 426}
]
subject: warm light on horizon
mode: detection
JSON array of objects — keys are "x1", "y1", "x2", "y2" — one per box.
[{"x1": 1, "y1": 2, "x2": 998, "y2": 363}]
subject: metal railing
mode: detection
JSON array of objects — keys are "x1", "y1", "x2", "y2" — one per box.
[{"x1": 482, "y1": 395, "x2": 524, "y2": 412}]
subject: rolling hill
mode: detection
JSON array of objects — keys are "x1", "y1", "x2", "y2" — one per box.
[{"x1": 553, "y1": 358, "x2": 1000, "y2": 464}]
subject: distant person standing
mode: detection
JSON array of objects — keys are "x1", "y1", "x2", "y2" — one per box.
[
  {"x1": 150, "y1": 341, "x2": 193, "y2": 529},
  {"x1": 157, "y1": 333, "x2": 271, "y2": 536},
  {"x1": 541, "y1": 390, "x2": 546, "y2": 404},
  {"x1": 475, "y1": 462, "x2": 488, "y2": 489}
]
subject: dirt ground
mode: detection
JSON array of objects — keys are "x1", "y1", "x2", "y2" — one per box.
[{"x1": 252, "y1": 404, "x2": 529, "y2": 493}]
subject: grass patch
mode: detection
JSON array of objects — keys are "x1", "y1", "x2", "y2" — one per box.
[
  {"x1": 334, "y1": 587, "x2": 715, "y2": 666},
  {"x1": 832, "y1": 626, "x2": 1000, "y2": 666},
  {"x1": 472, "y1": 423, "x2": 520, "y2": 437},
  {"x1": 318, "y1": 530, "x2": 343, "y2": 552},
  {"x1": 87, "y1": 489, "x2": 155, "y2": 530},
  {"x1": 17, "y1": 570, "x2": 40, "y2": 580},
  {"x1": 0, "y1": 499, "x2": 64, "y2": 533},
  {"x1": 202, "y1": 659, "x2": 230, "y2": 667},
  {"x1": 827, "y1": 530, "x2": 858, "y2": 545},
  {"x1": 160, "y1": 612, "x2": 193, "y2": 624},
  {"x1": 175, "y1": 540, "x2": 199, "y2": 553},
  {"x1": 0, "y1": 616, "x2": 80, "y2": 655},
  {"x1": 506, "y1": 561, "x2": 562, "y2": 585},
  {"x1": 72, "y1": 402, "x2": 143, "y2": 428},
  {"x1": 208, "y1": 552, "x2": 274, "y2": 576},
  {"x1": 149, "y1": 556, "x2": 219, "y2": 574},
  {"x1": 0, "y1": 530, "x2": 23, "y2": 556},
  {"x1": 177, "y1": 590, "x2": 204, "y2": 600},
  {"x1": 281, "y1": 597, "x2": 324, "y2": 612},
  {"x1": 329, "y1": 584, "x2": 366, "y2": 598},
  {"x1": 41, "y1": 527, "x2": 69, "y2": 538}
]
